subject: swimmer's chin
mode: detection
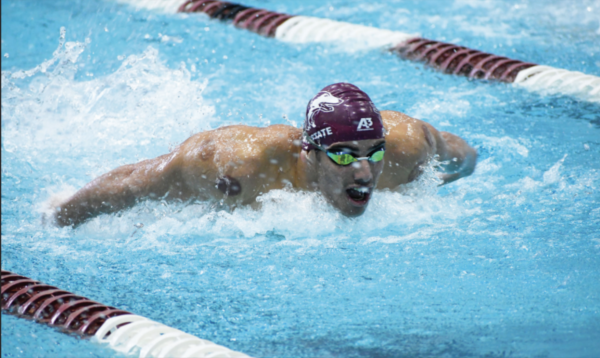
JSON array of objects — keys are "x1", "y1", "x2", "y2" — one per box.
[
  {"x1": 335, "y1": 199, "x2": 371, "y2": 218},
  {"x1": 248, "y1": 200, "x2": 263, "y2": 211},
  {"x1": 339, "y1": 206, "x2": 368, "y2": 218}
]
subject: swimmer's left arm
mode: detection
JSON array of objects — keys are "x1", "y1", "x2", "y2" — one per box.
[
  {"x1": 430, "y1": 127, "x2": 478, "y2": 184},
  {"x1": 379, "y1": 110, "x2": 476, "y2": 187}
]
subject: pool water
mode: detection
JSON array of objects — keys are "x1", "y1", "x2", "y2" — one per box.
[{"x1": 2, "y1": 0, "x2": 599, "y2": 357}]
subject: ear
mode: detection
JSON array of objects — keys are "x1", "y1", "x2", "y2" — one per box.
[
  {"x1": 301, "y1": 149, "x2": 315, "y2": 166},
  {"x1": 301, "y1": 150, "x2": 319, "y2": 184}
]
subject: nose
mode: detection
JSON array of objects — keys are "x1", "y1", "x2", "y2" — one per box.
[{"x1": 352, "y1": 159, "x2": 373, "y2": 185}]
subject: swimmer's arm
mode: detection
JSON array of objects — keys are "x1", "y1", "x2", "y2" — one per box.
[
  {"x1": 53, "y1": 152, "x2": 186, "y2": 227},
  {"x1": 432, "y1": 129, "x2": 478, "y2": 184}
]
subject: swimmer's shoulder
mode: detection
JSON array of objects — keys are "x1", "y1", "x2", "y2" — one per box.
[
  {"x1": 259, "y1": 124, "x2": 303, "y2": 149},
  {"x1": 176, "y1": 124, "x2": 266, "y2": 154},
  {"x1": 180, "y1": 124, "x2": 300, "y2": 146},
  {"x1": 381, "y1": 110, "x2": 437, "y2": 154},
  {"x1": 381, "y1": 110, "x2": 426, "y2": 133},
  {"x1": 378, "y1": 111, "x2": 439, "y2": 188},
  {"x1": 177, "y1": 124, "x2": 301, "y2": 166}
]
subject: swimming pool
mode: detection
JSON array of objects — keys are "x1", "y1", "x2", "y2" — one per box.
[{"x1": 2, "y1": 0, "x2": 599, "y2": 356}]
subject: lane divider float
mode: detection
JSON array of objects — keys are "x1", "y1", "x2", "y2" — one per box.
[
  {"x1": 1, "y1": 270, "x2": 251, "y2": 358},
  {"x1": 120, "y1": 0, "x2": 600, "y2": 102},
  {"x1": 394, "y1": 38, "x2": 600, "y2": 99}
]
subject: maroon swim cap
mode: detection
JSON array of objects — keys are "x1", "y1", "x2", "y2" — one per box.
[{"x1": 302, "y1": 83, "x2": 385, "y2": 151}]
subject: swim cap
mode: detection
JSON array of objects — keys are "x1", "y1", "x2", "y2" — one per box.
[{"x1": 302, "y1": 83, "x2": 385, "y2": 151}]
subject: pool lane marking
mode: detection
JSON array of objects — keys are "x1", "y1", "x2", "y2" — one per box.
[
  {"x1": 117, "y1": 0, "x2": 600, "y2": 102},
  {"x1": 1, "y1": 270, "x2": 251, "y2": 358}
]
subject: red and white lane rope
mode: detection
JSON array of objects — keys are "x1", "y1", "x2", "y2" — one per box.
[
  {"x1": 394, "y1": 38, "x2": 600, "y2": 102},
  {"x1": 119, "y1": 0, "x2": 600, "y2": 103},
  {"x1": 1, "y1": 270, "x2": 251, "y2": 358}
]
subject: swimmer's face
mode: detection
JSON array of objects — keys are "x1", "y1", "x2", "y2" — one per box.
[{"x1": 314, "y1": 139, "x2": 385, "y2": 217}]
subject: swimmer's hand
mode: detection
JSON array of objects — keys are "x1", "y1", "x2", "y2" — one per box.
[
  {"x1": 40, "y1": 188, "x2": 75, "y2": 227},
  {"x1": 437, "y1": 172, "x2": 464, "y2": 185}
]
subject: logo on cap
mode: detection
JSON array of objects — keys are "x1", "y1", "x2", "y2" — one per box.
[
  {"x1": 306, "y1": 91, "x2": 343, "y2": 129},
  {"x1": 357, "y1": 118, "x2": 374, "y2": 131}
]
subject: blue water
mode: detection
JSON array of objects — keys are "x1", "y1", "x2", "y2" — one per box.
[{"x1": 2, "y1": 0, "x2": 600, "y2": 357}]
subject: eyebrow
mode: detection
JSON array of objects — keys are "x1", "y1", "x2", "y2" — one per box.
[
  {"x1": 327, "y1": 145, "x2": 359, "y2": 152},
  {"x1": 370, "y1": 141, "x2": 386, "y2": 150}
]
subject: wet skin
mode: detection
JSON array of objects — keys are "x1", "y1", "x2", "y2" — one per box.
[{"x1": 52, "y1": 110, "x2": 477, "y2": 226}]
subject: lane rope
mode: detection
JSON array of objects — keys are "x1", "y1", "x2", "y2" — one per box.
[
  {"x1": 118, "y1": 0, "x2": 600, "y2": 102},
  {"x1": 274, "y1": 16, "x2": 415, "y2": 48},
  {"x1": 1, "y1": 270, "x2": 251, "y2": 358}
]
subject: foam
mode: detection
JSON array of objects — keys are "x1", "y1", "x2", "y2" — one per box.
[
  {"x1": 2, "y1": 28, "x2": 216, "y2": 179},
  {"x1": 471, "y1": 134, "x2": 530, "y2": 158},
  {"x1": 505, "y1": 154, "x2": 569, "y2": 194},
  {"x1": 37, "y1": 184, "x2": 77, "y2": 227},
  {"x1": 71, "y1": 176, "x2": 464, "y2": 247},
  {"x1": 407, "y1": 93, "x2": 472, "y2": 123}
]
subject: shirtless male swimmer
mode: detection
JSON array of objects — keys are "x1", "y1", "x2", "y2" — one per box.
[{"x1": 51, "y1": 83, "x2": 477, "y2": 227}]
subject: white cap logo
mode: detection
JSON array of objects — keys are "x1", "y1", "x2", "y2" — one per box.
[
  {"x1": 357, "y1": 118, "x2": 374, "y2": 131},
  {"x1": 306, "y1": 91, "x2": 343, "y2": 129}
]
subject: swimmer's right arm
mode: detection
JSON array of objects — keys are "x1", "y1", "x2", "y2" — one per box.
[{"x1": 53, "y1": 152, "x2": 186, "y2": 227}]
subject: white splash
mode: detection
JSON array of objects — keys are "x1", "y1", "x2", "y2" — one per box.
[
  {"x1": 471, "y1": 134, "x2": 530, "y2": 158},
  {"x1": 506, "y1": 154, "x2": 570, "y2": 194},
  {"x1": 2, "y1": 29, "x2": 216, "y2": 178},
  {"x1": 542, "y1": 154, "x2": 567, "y2": 185},
  {"x1": 408, "y1": 95, "x2": 471, "y2": 123}
]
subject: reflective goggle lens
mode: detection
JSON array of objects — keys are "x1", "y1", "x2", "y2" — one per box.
[
  {"x1": 369, "y1": 149, "x2": 385, "y2": 162},
  {"x1": 326, "y1": 148, "x2": 385, "y2": 166}
]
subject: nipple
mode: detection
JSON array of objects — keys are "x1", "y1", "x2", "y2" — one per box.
[{"x1": 216, "y1": 175, "x2": 242, "y2": 196}]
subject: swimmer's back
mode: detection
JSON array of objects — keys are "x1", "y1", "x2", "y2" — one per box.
[{"x1": 176, "y1": 124, "x2": 303, "y2": 204}]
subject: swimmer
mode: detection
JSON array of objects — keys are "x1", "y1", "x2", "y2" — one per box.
[{"x1": 51, "y1": 83, "x2": 477, "y2": 227}]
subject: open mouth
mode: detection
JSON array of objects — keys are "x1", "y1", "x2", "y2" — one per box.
[{"x1": 346, "y1": 187, "x2": 371, "y2": 206}]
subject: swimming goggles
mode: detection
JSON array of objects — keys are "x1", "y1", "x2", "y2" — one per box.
[{"x1": 304, "y1": 134, "x2": 385, "y2": 166}]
